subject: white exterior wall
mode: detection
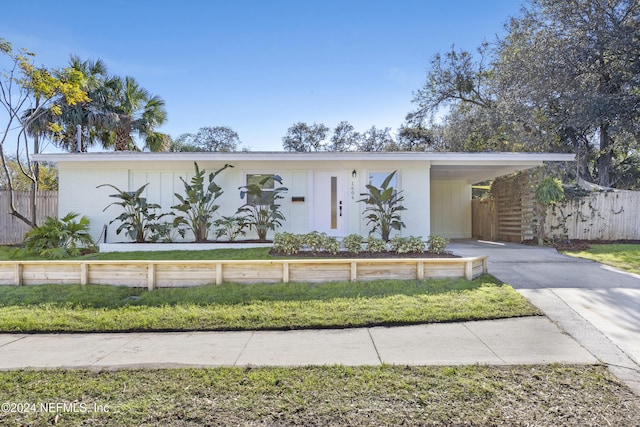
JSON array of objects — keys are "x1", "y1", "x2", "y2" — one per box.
[
  {"x1": 430, "y1": 180, "x2": 472, "y2": 239},
  {"x1": 58, "y1": 164, "x2": 129, "y2": 243},
  {"x1": 44, "y1": 151, "x2": 572, "y2": 244},
  {"x1": 129, "y1": 164, "x2": 303, "y2": 241},
  {"x1": 396, "y1": 168, "x2": 431, "y2": 239},
  {"x1": 58, "y1": 160, "x2": 434, "y2": 243}
]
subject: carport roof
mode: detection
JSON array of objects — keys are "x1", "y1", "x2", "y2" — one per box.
[{"x1": 34, "y1": 151, "x2": 574, "y2": 184}]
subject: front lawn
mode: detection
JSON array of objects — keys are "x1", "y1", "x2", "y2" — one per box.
[
  {"x1": 0, "y1": 246, "x2": 277, "y2": 261},
  {"x1": 563, "y1": 244, "x2": 640, "y2": 275},
  {"x1": 0, "y1": 276, "x2": 538, "y2": 332},
  {"x1": 1, "y1": 365, "x2": 638, "y2": 426}
]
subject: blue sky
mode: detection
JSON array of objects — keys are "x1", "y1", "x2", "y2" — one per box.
[{"x1": 1, "y1": 0, "x2": 525, "y2": 152}]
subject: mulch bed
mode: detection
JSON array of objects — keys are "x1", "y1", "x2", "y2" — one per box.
[
  {"x1": 269, "y1": 250, "x2": 460, "y2": 259},
  {"x1": 549, "y1": 239, "x2": 640, "y2": 252}
]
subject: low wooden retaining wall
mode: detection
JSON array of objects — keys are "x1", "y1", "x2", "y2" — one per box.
[{"x1": 0, "y1": 257, "x2": 488, "y2": 289}]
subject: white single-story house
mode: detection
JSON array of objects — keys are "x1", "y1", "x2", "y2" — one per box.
[{"x1": 34, "y1": 151, "x2": 574, "y2": 243}]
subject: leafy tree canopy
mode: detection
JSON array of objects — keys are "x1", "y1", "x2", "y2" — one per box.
[
  {"x1": 32, "y1": 56, "x2": 169, "y2": 152},
  {"x1": 408, "y1": 0, "x2": 640, "y2": 188},
  {"x1": 282, "y1": 122, "x2": 329, "y2": 152},
  {"x1": 0, "y1": 158, "x2": 57, "y2": 191},
  {"x1": 170, "y1": 126, "x2": 242, "y2": 152},
  {"x1": 0, "y1": 38, "x2": 87, "y2": 226}
]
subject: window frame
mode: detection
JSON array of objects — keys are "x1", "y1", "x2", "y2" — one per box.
[{"x1": 243, "y1": 172, "x2": 279, "y2": 206}]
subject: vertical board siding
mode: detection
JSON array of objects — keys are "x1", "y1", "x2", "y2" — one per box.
[
  {"x1": 0, "y1": 191, "x2": 58, "y2": 245},
  {"x1": 430, "y1": 181, "x2": 472, "y2": 239}
]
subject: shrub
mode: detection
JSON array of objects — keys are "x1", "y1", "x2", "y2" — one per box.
[
  {"x1": 23, "y1": 212, "x2": 95, "y2": 259},
  {"x1": 98, "y1": 183, "x2": 171, "y2": 243},
  {"x1": 214, "y1": 215, "x2": 248, "y2": 241},
  {"x1": 273, "y1": 232, "x2": 302, "y2": 255},
  {"x1": 322, "y1": 235, "x2": 340, "y2": 255},
  {"x1": 303, "y1": 231, "x2": 325, "y2": 253},
  {"x1": 342, "y1": 234, "x2": 364, "y2": 254},
  {"x1": 427, "y1": 235, "x2": 450, "y2": 254},
  {"x1": 366, "y1": 236, "x2": 387, "y2": 253},
  {"x1": 535, "y1": 176, "x2": 565, "y2": 206},
  {"x1": 172, "y1": 162, "x2": 233, "y2": 242},
  {"x1": 301, "y1": 231, "x2": 339, "y2": 254},
  {"x1": 534, "y1": 176, "x2": 566, "y2": 245},
  {"x1": 389, "y1": 236, "x2": 426, "y2": 254},
  {"x1": 358, "y1": 170, "x2": 406, "y2": 241}
]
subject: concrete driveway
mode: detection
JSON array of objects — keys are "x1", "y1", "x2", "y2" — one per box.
[{"x1": 450, "y1": 240, "x2": 640, "y2": 394}]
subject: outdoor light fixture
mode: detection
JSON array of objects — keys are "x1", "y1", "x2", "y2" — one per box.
[{"x1": 352, "y1": 170, "x2": 357, "y2": 178}]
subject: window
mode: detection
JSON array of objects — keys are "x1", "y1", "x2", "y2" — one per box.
[
  {"x1": 245, "y1": 173, "x2": 275, "y2": 205},
  {"x1": 368, "y1": 172, "x2": 397, "y2": 189}
]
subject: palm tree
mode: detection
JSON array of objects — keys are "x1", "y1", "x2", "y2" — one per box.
[
  {"x1": 48, "y1": 56, "x2": 108, "y2": 152},
  {"x1": 34, "y1": 57, "x2": 168, "y2": 152},
  {"x1": 94, "y1": 75, "x2": 168, "y2": 151}
]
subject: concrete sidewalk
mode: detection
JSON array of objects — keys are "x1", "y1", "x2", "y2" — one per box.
[{"x1": 0, "y1": 317, "x2": 595, "y2": 370}]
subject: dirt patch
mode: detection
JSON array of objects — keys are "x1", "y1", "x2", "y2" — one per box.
[{"x1": 269, "y1": 250, "x2": 460, "y2": 258}]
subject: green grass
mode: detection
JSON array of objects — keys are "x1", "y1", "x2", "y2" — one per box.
[
  {"x1": 0, "y1": 365, "x2": 638, "y2": 426},
  {"x1": 0, "y1": 246, "x2": 538, "y2": 332},
  {"x1": 0, "y1": 246, "x2": 277, "y2": 261},
  {"x1": 0, "y1": 276, "x2": 539, "y2": 332},
  {"x1": 564, "y1": 244, "x2": 640, "y2": 275}
]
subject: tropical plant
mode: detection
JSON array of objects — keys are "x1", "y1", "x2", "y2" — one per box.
[
  {"x1": 22, "y1": 212, "x2": 95, "y2": 259},
  {"x1": 99, "y1": 183, "x2": 170, "y2": 243},
  {"x1": 34, "y1": 57, "x2": 169, "y2": 152},
  {"x1": 214, "y1": 215, "x2": 248, "y2": 241},
  {"x1": 237, "y1": 174, "x2": 288, "y2": 241},
  {"x1": 149, "y1": 221, "x2": 184, "y2": 243},
  {"x1": 98, "y1": 75, "x2": 168, "y2": 151},
  {"x1": 172, "y1": 163, "x2": 233, "y2": 242},
  {"x1": 34, "y1": 56, "x2": 109, "y2": 153},
  {"x1": 358, "y1": 170, "x2": 406, "y2": 241}
]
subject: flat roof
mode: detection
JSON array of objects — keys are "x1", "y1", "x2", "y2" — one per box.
[
  {"x1": 34, "y1": 151, "x2": 574, "y2": 163},
  {"x1": 34, "y1": 151, "x2": 574, "y2": 184}
]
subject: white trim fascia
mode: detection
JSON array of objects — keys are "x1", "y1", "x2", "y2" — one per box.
[{"x1": 33, "y1": 151, "x2": 575, "y2": 164}]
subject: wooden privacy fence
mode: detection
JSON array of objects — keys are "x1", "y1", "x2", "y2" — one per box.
[
  {"x1": 472, "y1": 172, "x2": 640, "y2": 242},
  {"x1": 0, "y1": 190, "x2": 58, "y2": 245},
  {"x1": 472, "y1": 171, "x2": 538, "y2": 242},
  {"x1": 0, "y1": 257, "x2": 488, "y2": 288},
  {"x1": 545, "y1": 190, "x2": 640, "y2": 240}
]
